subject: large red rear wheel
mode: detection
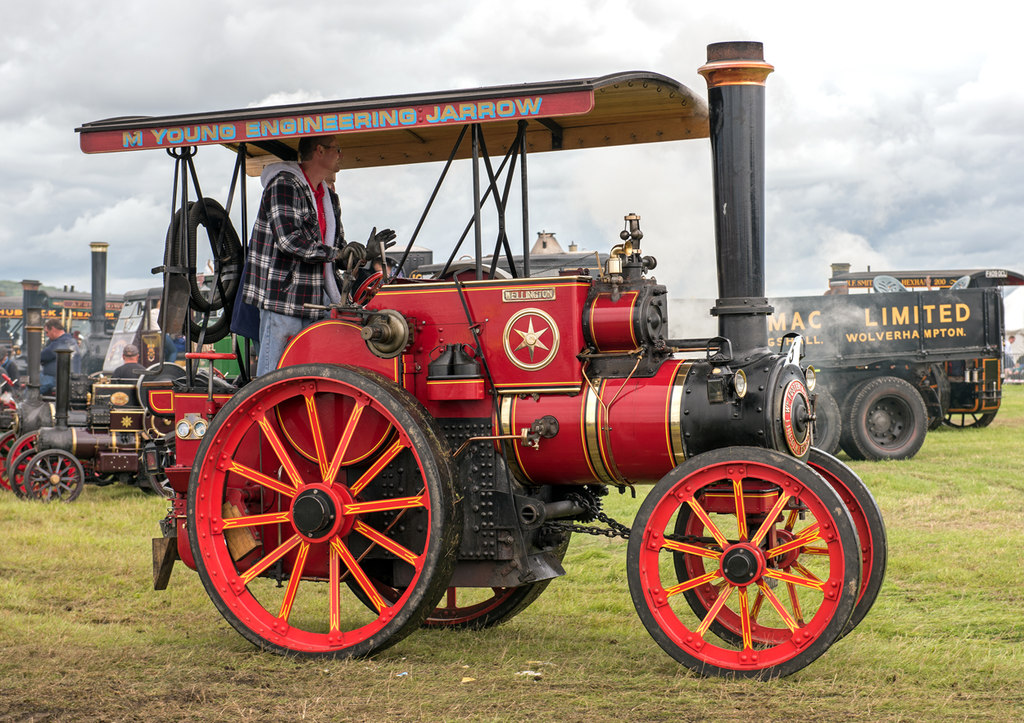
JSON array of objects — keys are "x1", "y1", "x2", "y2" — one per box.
[
  {"x1": 187, "y1": 364, "x2": 461, "y2": 657},
  {"x1": 627, "y1": 447, "x2": 860, "y2": 678}
]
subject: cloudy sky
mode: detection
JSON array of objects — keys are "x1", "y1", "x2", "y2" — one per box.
[{"x1": 2, "y1": 1, "x2": 1022, "y2": 303}]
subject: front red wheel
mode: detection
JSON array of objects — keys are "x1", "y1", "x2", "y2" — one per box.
[
  {"x1": 187, "y1": 364, "x2": 461, "y2": 657},
  {"x1": 627, "y1": 447, "x2": 860, "y2": 678}
]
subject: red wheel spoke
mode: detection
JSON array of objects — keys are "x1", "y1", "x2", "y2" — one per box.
[
  {"x1": 756, "y1": 580, "x2": 799, "y2": 632},
  {"x1": 750, "y1": 492, "x2": 791, "y2": 546},
  {"x1": 349, "y1": 438, "x2": 407, "y2": 497},
  {"x1": 331, "y1": 537, "x2": 386, "y2": 612},
  {"x1": 784, "y1": 509, "x2": 799, "y2": 532},
  {"x1": 766, "y1": 522, "x2": 821, "y2": 559},
  {"x1": 695, "y1": 584, "x2": 734, "y2": 639},
  {"x1": 343, "y1": 494, "x2": 424, "y2": 516},
  {"x1": 256, "y1": 413, "x2": 304, "y2": 489},
  {"x1": 686, "y1": 498, "x2": 729, "y2": 548},
  {"x1": 789, "y1": 560, "x2": 823, "y2": 585},
  {"x1": 304, "y1": 390, "x2": 331, "y2": 479},
  {"x1": 240, "y1": 534, "x2": 302, "y2": 585},
  {"x1": 732, "y1": 477, "x2": 748, "y2": 539},
  {"x1": 663, "y1": 538, "x2": 721, "y2": 560},
  {"x1": 221, "y1": 510, "x2": 291, "y2": 529},
  {"x1": 665, "y1": 568, "x2": 722, "y2": 596},
  {"x1": 324, "y1": 401, "x2": 366, "y2": 485},
  {"x1": 763, "y1": 568, "x2": 826, "y2": 592},
  {"x1": 750, "y1": 587, "x2": 766, "y2": 622},
  {"x1": 738, "y1": 586, "x2": 753, "y2": 650},
  {"x1": 786, "y1": 582, "x2": 806, "y2": 627},
  {"x1": 329, "y1": 544, "x2": 342, "y2": 632},
  {"x1": 221, "y1": 459, "x2": 297, "y2": 498},
  {"x1": 353, "y1": 520, "x2": 419, "y2": 565},
  {"x1": 277, "y1": 541, "x2": 310, "y2": 622}
]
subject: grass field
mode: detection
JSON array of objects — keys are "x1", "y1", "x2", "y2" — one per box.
[{"x1": 2, "y1": 387, "x2": 1023, "y2": 721}]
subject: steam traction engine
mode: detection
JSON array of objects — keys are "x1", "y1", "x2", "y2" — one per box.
[{"x1": 78, "y1": 42, "x2": 886, "y2": 678}]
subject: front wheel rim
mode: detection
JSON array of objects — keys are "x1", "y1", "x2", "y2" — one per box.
[{"x1": 630, "y1": 451, "x2": 858, "y2": 675}]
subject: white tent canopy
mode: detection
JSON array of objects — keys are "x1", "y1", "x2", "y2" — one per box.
[{"x1": 1003, "y1": 287, "x2": 1024, "y2": 359}]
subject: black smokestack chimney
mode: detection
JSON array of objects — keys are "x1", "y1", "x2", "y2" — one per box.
[
  {"x1": 20, "y1": 283, "x2": 53, "y2": 431},
  {"x1": 699, "y1": 41, "x2": 774, "y2": 360},
  {"x1": 55, "y1": 349, "x2": 72, "y2": 428},
  {"x1": 85, "y1": 242, "x2": 111, "y2": 373}
]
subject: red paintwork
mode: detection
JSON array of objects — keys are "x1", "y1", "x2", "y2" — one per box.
[
  {"x1": 199, "y1": 275, "x2": 697, "y2": 488},
  {"x1": 496, "y1": 359, "x2": 691, "y2": 486},
  {"x1": 586, "y1": 291, "x2": 640, "y2": 352}
]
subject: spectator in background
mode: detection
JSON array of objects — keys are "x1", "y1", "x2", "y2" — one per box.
[
  {"x1": 39, "y1": 319, "x2": 81, "y2": 395},
  {"x1": 0, "y1": 345, "x2": 19, "y2": 394},
  {"x1": 112, "y1": 344, "x2": 147, "y2": 380}
]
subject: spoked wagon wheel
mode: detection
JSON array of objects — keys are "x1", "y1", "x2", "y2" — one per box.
[
  {"x1": 0, "y1": 429, "x2": 17, "y2": 491},
  {"x1": 676, "y1": 448, "x2": 886, "y2": 645},
  {"x1": 187, "y1": 364, "x2": 461, "y2": 657},
  {"x1": 7, "y1": 432, "x2": 38, "y2": 498},
  {"x1": 943, "y1": 411, "x2": 997, "y2": 428},
  {"x1": 627, "y1": 447, "x2": 861, "y2": 678},
  {"x1": 22, "y1": 449, "x2": 85, "y2": 502}
]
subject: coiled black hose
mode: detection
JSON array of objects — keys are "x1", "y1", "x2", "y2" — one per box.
[{"x1": 165, "y1": 198, "x2": 243, "y2": 343}]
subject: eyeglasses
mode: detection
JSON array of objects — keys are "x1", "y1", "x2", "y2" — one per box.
[{"x1": 319, "y1": 144, "x2": 343, "y2": 156}]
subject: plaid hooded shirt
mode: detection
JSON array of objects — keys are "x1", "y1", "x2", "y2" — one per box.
[{"x1": 240, "y1": 163, "x2": 342, "y2": 318}]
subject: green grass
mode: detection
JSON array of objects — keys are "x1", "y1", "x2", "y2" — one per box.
[{"x1": 2, "y1": 388, "x2": 1024, "y2": 721}]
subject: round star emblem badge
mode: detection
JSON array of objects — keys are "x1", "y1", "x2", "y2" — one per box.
[{"x1": 503, "y1": 308, "x2": 560, "y2": 370}]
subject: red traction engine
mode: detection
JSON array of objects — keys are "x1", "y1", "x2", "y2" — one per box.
[{"x1": 110, "y1": 43, "x2": 886, "y2": 678}]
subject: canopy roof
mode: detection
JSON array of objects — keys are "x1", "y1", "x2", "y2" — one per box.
[{"x1": 76, "y1": 72, "x2": 709, "y2": 174}]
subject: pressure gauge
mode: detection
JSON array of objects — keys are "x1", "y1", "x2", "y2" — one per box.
[
  {"x1": 176, "y1": 419, "x2": 193, "y2": 439},
  {"x1": 804, "y1": 366, "x2": 817, "y2": 392},
  {"x1": 193, "y1": 420, "x2": 208, "y2": 438}
]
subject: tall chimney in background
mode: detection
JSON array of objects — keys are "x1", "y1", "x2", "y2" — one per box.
[{"x1": 84, "y1": 242, "x2": 111, "y2": 373}]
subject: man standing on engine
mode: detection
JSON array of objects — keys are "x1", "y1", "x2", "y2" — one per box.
[{"x1": 240, "y1": 135, "x2": 393, "y2": 375}]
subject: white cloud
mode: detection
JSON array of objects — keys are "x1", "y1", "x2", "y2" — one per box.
[{"x1": 0, "y1": 0, "x2": 1022, "y2": 301}]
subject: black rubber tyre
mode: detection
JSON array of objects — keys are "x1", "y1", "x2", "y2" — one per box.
[
  {"x1": 166, "y1": 198, "x2": 241, "y2": 343},
  {"x1": 811, "y1": 388, "x2": 841, "y2": 456},
  {"x1": 839, "y1": 376, "x2": 928, "y2": 461}
]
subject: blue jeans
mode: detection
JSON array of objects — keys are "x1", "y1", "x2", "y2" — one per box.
[
  {"x1": 40, "y1": 374, "x2": 56, "y2": 395},
  {"x1": 256, "y1": 311, "x2": 318, "y2": 376}
]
